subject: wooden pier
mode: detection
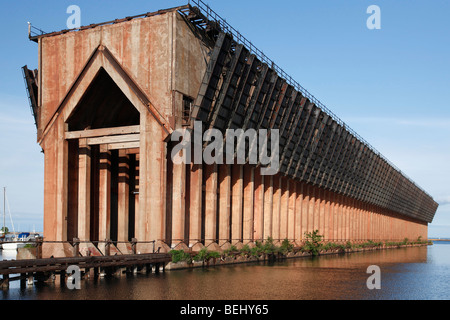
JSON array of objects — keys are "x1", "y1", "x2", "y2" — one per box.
[{"x1": 0, "y1": 252, "x2": 172, "y2": 289}]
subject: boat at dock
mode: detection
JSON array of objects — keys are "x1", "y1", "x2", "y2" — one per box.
[
  {"x1": 1, "y1": 232, "x2": 38, "y2": 251},
  {"x1": 0, "y1": 187, "x2": 40, "y2": 251}
]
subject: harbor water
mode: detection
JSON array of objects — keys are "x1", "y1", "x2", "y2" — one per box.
[{"x1": 1, "y1": 242, "x2": 450, "y2": 300}]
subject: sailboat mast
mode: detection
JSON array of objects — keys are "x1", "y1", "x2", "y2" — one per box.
[{"x1": 3, "y1": 187, "x2": 5, "y2": 233}]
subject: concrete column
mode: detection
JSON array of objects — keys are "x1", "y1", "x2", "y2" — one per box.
[
  {"x1": 313, "y1": 187, "x2": 320, "y2": 232},
  {"x1": 272, "y1": 175, "x2": 281, "y2": 242},
  {"x1": 319, "y1": 188, "x2": 325, "y2": 237},
  {"x1": 77, "y1": 139, "x2": 91, "y2": 242},
  {"x1": 295, "y1": 182, "x2": 303, "y2": 244},
  {"x1": 263, "y1": 175, "x2": 273, "y2": 241},
  {"x1": 189, "y1": 163, "x2": 203, "y2": 249},
  {"x1": 345, "y1": 197, "x2": 350, "y2": 241},
  {"x1": 231, "y1": 165, "x2": 243, "y2": 246},
  {"x1": 352, "y1": 198, "x2": 356, "y2": 240},
  {"x1": 134, "y1": 153, "x2": 140, "y2": 238},
  {"x1": 324, "y1": 189, "x2": 330, "y2": 241},
  {"x1": 337, "y1": 194, "x2": 341, "y2": 241},
  {"x1": 138, "y1": 113, "x2": 168, "y2": 253},
  {"x1": 171, "y1": 156, "x2": 186, "y2": 248},
  {"x1": 280, "y1": 177, "x2": 289, "y2": 241},
  {"x1": 253, "y1": 169, "x2": 264, "y2": 242},
  {"x1": 98, "y1": 145, "x2": 111, "y2": 253},
  {"x1": 204, "y1": 164, "x2": 218, "y2": 247},
  {"x1": 331, "y1": 191, "x2": 338, "y2": 240},
  {"x1": 308, "y1": 185, "x2": 315, "y2": 233},
  {"x1": 219, "y1": 164, "x2": 231, "y2": 247},
  {"x1": 288, "y1": 179, "x2": 296, "y2": 242},
  {"x1": 117, "y1": 150, "x2": 130, "y2": 252},
  {"x1": 243, "y1": 166, "x2": 255, "y2": 244},
  {"x1": 301, "y1": 184, "x2": 309, "y2": 240}
]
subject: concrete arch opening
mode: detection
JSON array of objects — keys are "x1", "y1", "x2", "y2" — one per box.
[{"x1": 66, "y1": 67, "x2": 141, "y2": 256}]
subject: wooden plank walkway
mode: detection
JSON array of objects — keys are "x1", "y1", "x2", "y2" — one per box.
[{"x1": 0, "y1": 253, "x2": 172, "y2": 288}]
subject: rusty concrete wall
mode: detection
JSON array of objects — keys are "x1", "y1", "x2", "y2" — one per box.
[
  {"x1": 172, "y1": 163, "x2": 428, "y2": 249},
  {"x1": 36, "y1": 11, "x2": 210, "y2": 256},
  {"x1": 38, "y1": 11, "x2": 209, "y2": 134}
]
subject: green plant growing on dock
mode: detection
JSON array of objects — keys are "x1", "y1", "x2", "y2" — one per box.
[
  {"x1": 239, "y1": 244, "x2": 251, "y2": 257},
  {"x1": 169, "y1": 250, "x2": 192, "y2": 264},
  {"x1": 193, "y1": 248, "x2": 221, "y2": 264},
  {"x1": 279, "y1": 239, "x2": 294, "y2": 255},
  {"x1": 193, "y1": 248, "x2": 209, "y2": 262},
  {"x1": 223, "y1": 245, "x2": 238, "y2": 257},
  {"x1": 302, "y1": 230, "x2": 324, "y2": 256},
  {"x1": 262, "y1": 237, "x2": 278, "y2": 255}
]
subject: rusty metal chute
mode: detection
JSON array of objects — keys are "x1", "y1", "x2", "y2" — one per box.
[{"x1": 22, "y1": 65, "x2": 39, "y2": 130}]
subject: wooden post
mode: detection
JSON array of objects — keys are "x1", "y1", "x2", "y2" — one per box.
[{"x1": 73, "y1": 238, "x2": 80, "y2": 257}]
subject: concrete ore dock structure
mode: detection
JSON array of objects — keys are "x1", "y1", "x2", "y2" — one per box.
[{"x1": 23, "y1": 1, "x2": 438, "y2": 259}]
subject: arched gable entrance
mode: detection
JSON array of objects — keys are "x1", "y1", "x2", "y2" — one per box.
[{"x1": 41, "y1": 45, "x2": 172, "y2": 258}]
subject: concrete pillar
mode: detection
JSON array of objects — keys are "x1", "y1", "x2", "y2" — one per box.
[
  {"x1": 263, "y1": 175, "x2": 273, "y2": 241},
  {"x1": 308, "y1": 185, "x2": 315, "y2": 233},
  {"x1": 352, "y1": 200, "x2": 356, "y2": 241},
  {"x1": 219, "y1": 164, "x2": 231, "y2": 247},
  {"x1": 117, "y1": 150, "x2": 131, "y2": 253},
  {"x1": 138, "y1": 113, "x2": 168, "y2": 253},
  {"x1": 301, "y1": 183, "x2": 309, "y2": 240},
  {"x1": 288, "y1": 179, "x2": 296, "y2": 242},
  {"x1": 337, "y1": 194, "x2": 342, "y2": 241},
  {"x1": 253, "y1": 169, "x2": 264, "y2": 242},
  {"x1": 98, "y1": 145, "x2": 111, "y2": 253},
  {"x1": 77, "y1": 138, "x2": 91, "y2": 242},
  {"x1": 134, "y1": 153, "x2": 140, "y2": 237},
  {"x1": 243, "y1": 166, "x2": 255, "y2": 244},
  {"x1": 204, "y1": 164, "x2": 218, "y2": 247},
  {"x1": 171, "y1": 156, "x2": 186, "y2": 247},
  {"x1": 319, "y1": 188, "x2": 325, "y2": 238},
  {"x1": 295, "y1": 182, "x2": 303, "y2": 244},
  {"x1": 280, "y1": 177, "x2": 289, "y2": 241},
  {"x1": 272, "y1": 175, "x2": 281, "y2": 242},
  {"x1": 231, "y1": 165, "x2": 243, "y2": 246},
  {"x1": 332, "y1": 192, "x2": 337, "y2": 241},
  {"x1": 189, "y1": 163, "x2": 203, "y2": 249},
  {"x1": 324, "y1": 190, "x2": 330, "y2": 241},
  {"x1": 313, "y1": 187, "x2": 320, "y2": 232},
  {"x1": 345, "y1": 196, "x2": 350, "y2": 241}
]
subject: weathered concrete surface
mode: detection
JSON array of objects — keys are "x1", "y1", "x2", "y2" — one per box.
[{"x1": 31, "y1": 6, "x2": 433, "y2": 259}]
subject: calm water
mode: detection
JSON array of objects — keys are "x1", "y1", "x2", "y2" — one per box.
[{"x1": 2, "y1": 243, "x2": 450, "y2": 300}]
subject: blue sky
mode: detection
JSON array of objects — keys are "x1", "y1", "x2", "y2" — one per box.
[{"x1": 0, "y1": 1, "x2": 449, "y2": 237}]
